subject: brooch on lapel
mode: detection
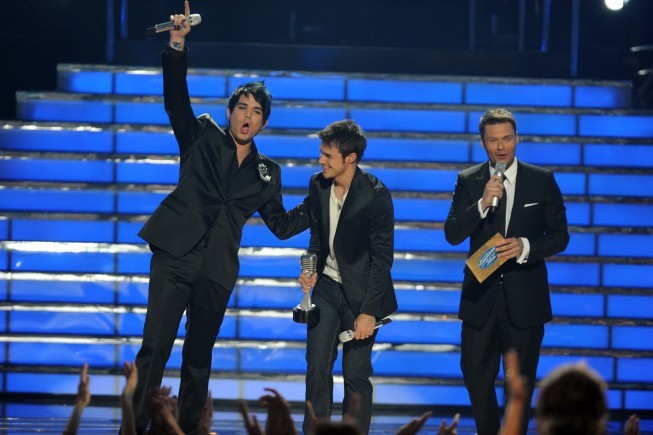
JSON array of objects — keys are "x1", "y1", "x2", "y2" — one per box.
[{"x1": 257, "y1": 162, "x2": 271, "y2": 183}]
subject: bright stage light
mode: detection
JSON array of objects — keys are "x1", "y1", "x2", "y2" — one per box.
[{"x1": 604, "y1": 0, "x2": 628, "y2": 11}]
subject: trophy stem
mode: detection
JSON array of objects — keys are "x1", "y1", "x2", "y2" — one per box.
[{"x1": 300, "y1": 291, "x2": 311, "y2": 311}]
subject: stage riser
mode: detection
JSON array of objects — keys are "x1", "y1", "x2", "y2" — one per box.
[{"x1": 56, "y1": 66, "x2": 633, "y2": 109}]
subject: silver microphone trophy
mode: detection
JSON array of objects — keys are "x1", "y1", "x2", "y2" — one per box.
[{"x1": 293, "y1": 252, "x2": 320, "y2": 324}]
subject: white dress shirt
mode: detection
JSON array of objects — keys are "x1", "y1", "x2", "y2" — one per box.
[
  {"x1": 478, "y1": 158, "x2": 530, "y2": 263},
  {"x1": 323, "y1": 184, "x2": 348, "y2": 282}
]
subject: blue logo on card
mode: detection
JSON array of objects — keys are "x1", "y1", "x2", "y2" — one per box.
[{"x1": 479, "y1": 247, "x2": 497, "y2": 269}]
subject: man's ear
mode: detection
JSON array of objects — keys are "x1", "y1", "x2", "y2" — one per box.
[
  {"x1": 347, "y1": 153, "x2": 356, "y2": 163},
  {"x1": 226, "y1": 108, "x2": 231, "y2": 120}
]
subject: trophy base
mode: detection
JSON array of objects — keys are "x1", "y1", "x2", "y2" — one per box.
[{"x1": 293, "y1": 304, "x2": 320, "y2": 325}]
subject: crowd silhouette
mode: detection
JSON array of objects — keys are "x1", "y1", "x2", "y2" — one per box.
[{"x1": 62, "y1": 354, "x2": 641, "y2": 434}]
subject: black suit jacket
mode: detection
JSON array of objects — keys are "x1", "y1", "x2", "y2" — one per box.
[
  {"x1": 444, "y1": 161, "x2": 569, "y2": 328},
  {"x1": 139, "y1": 46, "x2": 308, "y2": 290},
  {"x1": 308, "y1": 167, "x2": 398, "y2": 319}
]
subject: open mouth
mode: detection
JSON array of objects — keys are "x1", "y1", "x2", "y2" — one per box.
[{"x1": 240, "y1": 121, "x2": 250, "y2": 135}]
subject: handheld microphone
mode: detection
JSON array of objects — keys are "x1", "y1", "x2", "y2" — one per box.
[
  {"x1": 339, "y1": 318, "x2": 392, "y2": 343},
  {"x1": 489, "y1": 161, "x2": 507, "y2": 214},
  {"x1": 146, "y1": 14, "x2": 202, "y2": 35}
]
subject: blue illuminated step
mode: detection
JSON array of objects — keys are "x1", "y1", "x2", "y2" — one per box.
[
  {"x1": 0, "y1": 125, "x2": 115, "y2": 153},
  {"x1": 0, "y1": 187, "x2": 638, "y2": 228},
  {"x1": 16, "y1": 92, "x2": 653, "y2": 137},
  {"x1": 6, "y1": 366, "x2": 652, "y2": 412},
  {"x1": 57, "y1": 64, "x2": 632, "y2": 109},
  {"x1": 4, "y1": 123, "x2": 652, "y2": 168},
  {"x1": 8, "y1": 275, "x2": 653, "y2": 320},
  {"x1": 1, "y1": 245, "x2": 635, "y2": 288},
  {"x1": 7, "y1": 157, "x2": 647, "y2": 197},
  {"x1": 3, "y1": 216, "x2": 619, "y2": 258},
  {"x1": 8, "y1": 307, "x2": 653, "y2": 352}
]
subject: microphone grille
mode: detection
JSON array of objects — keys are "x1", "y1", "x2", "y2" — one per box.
[
  {"x1": 339, "y1": 330, "x2": 354, "y2": 343},
  {"x1": 188, "y1": 14, "x2": 202, "y2": 26},
  {"x1": 495, "y1": 161, "x2": 507, "y2": 175},
  {"x1": 300, "y1": 252, "x2": 317, "y2": 273}
]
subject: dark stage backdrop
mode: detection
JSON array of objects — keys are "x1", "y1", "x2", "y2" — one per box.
[{"x1": 3, "y1": 0, "x2": 653, "y2": 118}]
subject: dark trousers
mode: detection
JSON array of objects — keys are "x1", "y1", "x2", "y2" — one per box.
[
  {"x1": 461, "y1": 280, "x2": 544, "y2": 435},
  {"x1": 303, "y1": 276, "x2": 377, "y2": 434},
  {"x1": 132, "y1": 241, "x2": 231, "y2": 435}
]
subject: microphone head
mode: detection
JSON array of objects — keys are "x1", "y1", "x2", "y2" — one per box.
[
  {"x1": 339, "y1": 330, "x2": 355, "y2": 343},
  {"x1": 300, "y1": 251, "x2": 317, "y2": 274},
  {"x1": 495, "y1": 161, "x2": 507, "y2": 175},
  {"x1": 188, "y1": 14, "x2": 202, "y2": 26}
]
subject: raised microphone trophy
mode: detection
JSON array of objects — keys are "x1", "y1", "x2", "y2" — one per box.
[{"x1": 293, "y1": 252, "x2": 320, "y2": 325}]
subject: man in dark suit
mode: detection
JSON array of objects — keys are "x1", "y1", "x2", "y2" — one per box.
[
  {"x1": 298, "y1": 120, "x2": 397, "y2": 434},
  {"x1": 130, "y1": 3, "x2": 309, "y2": 433},
  {"x1": 444, "y1": 108, "x2": 569, "y2": 435}
]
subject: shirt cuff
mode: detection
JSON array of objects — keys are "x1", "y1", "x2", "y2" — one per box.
[
  {"x1": 477, "y1": 199, "x2": 489, "y2": 218},
  {"x1": 165, "y1": 43, "x2": 188, "y2": 55},
  {"x1": 517, "y1": 238, "x2": 530, "y2": 264}
]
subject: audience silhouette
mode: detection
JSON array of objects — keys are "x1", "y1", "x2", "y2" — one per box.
[{"x1": 61, "y1": 359, "x2": 641, "y2": 434}]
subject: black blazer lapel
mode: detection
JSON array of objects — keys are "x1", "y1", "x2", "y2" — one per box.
[
  {"x1": 335, "y1": 168, "x2": 362, "y2": 237},
  {"x1": 506, "y1": 161, "x2": 527, "y2": 237},
  {"x1": 474, "y1": 162, "x2": 492, "y2": 195},
  {"x1": 473, "y1": 162, "x2": 502, "y2": 234},
  {"x1": 319, "y1": 178, "x2": 331, "y2": 235},
  {"x1": 220, "y1": 138, "x2": 235, "y2": 192}
]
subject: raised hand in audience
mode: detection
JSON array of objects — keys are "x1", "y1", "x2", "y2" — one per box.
[
  {"x1": 239, "y1": 398, "x2": 263, "y2": 435},
  {"x1": 258, "y1": 387, "x2": 297, "y2": 435},
  {"x1": 436, "y1": 413, "x2": 460, "y2": 435},
  {"x1": 396, "y1": 411, "x2": 433, "y2": 435},
  {"x1": 197, "y1": 391, "x2": 214, "y2": 435},
  {"x1": 120, "y1": 361, "x2": 138, "y2": 435},
  {"x1": 63, "y1": 363, "x2": 91, "y2": 435},
  {"x1": 147, "y1": 386, "x2": 184, "y2": 435},
  {"x1": 499, "y1": 349, "x2": 528, "y2": 435},
  {"x1": 624, "y1": 414, "x2": 640, "y2": 435}
]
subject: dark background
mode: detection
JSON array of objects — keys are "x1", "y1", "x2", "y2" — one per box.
[{"x1": 3, "y1": 0, "x2": 652, "y2": 119}]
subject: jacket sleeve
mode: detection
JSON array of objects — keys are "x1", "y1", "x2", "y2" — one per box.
[
  {"x1": 524, "y1": 171, "x2": 569, "y2": 262},
  {"x1": 258, "y1": 167, "x2": 310, "y2": 240},
  {"x1": 360, "y1": 187, "x2": 395, "y2": 317},
  {"x1": 162, "y1": 45, "x2": 202, "y2": 156},
  {"x1": 444, "y1": 172, "x2": 485, "y2": 246}
]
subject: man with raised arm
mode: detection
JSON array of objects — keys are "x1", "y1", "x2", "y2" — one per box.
[{"x1": 131, "y1": 2, "x2": 309, "y2": 433}]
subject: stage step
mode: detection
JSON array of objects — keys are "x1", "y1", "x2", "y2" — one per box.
[
  {"x1": 56, "y1": 64, "x2": 633, "y2": 110},
  {"x1": 15, "y1": 91, "x2": 653, "y2": 139}
]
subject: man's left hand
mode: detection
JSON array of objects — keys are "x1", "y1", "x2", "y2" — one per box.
[
  {"x1": 353, "y1": 314, "x2": 376, "y2": 340},
  {"x1": 496, "y1": 237, "x2": 523, "y2": 260}
]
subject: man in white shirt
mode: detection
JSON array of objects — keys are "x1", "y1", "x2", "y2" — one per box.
[
  {"x1": 298, "y1": 119, "x2": 397, "y2": 434},
  {"x1": 444, "y1": 108, "x2": 569, "y2": 435}
]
